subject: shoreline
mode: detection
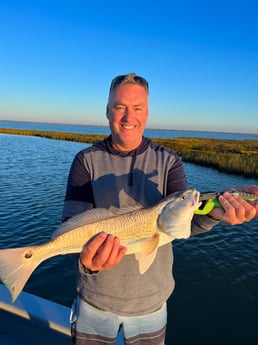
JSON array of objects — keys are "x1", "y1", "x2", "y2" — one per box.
[
  {"x1": 1, "y1": 128, "x2": 257, "y2": 178},
  {"x1": 1, "y1": 120, "x2": 257, "y2": 136}
]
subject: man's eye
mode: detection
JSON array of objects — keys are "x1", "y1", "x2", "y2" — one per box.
[{"x1": 114, "y1": 105, "x2": 124, "y2": 110}]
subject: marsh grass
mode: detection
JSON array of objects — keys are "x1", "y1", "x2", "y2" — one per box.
[{"x1": 1, "y1": 128, "x2": 257, "y2": 177}]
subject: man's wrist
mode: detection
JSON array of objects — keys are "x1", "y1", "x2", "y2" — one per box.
[{"x1": 78, "y1": 256, "x2": 99, "y2": 275}]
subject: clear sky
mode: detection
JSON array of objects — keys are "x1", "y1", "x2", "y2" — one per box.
[{"x1": 0, "y1": 0, "x2": 257, "y2": 133}]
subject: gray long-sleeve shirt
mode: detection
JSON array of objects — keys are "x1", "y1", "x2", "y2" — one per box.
[{"x1": 61, "y1": 136, "x2": 218, "y2": 316}]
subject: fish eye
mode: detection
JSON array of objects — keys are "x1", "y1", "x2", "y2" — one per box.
[{"x1": 180, "y1": 195, "x2": 186, "y2": 200}]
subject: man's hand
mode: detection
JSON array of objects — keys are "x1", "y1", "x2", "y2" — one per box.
[
  {"x1": 209, "y1": 185, "x2": 258, "y2": 224},
  {"x1": 80, "y1": 232, "x2": 127, "y2": 272}
]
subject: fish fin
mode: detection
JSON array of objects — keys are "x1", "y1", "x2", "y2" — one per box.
[
  {"x1": 135, "y1": 249, "x2": 158, "y2": 274},
  {"x1": 110, "y1": 204, "x2": 143, "y2": 216},
  {"x1": 0, "y1": 246, "x2": 41, "y2": 302},
  {"x1": 135, "y1": 233, "x2": 160, "y2": 274},
  {"x1": 53, "y1": 208, "x2": 116, "y2": 237},
  {"x1": 140, "y1": 233, "x2": 160, "y2": 255}
]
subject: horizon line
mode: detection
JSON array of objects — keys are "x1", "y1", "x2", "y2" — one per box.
[{"x1": 0, "y1": 119, "x2": 257, "y2": 136}]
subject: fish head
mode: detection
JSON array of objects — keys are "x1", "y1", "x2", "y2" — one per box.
[{"x1": 157, "y1": 190, "x2": 201, "y2": 239}]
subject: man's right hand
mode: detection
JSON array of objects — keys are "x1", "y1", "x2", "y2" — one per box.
[{"x1": 80, "y1": 232, "x2": 127, "y2": 272}]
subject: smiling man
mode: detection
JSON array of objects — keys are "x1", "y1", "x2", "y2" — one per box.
[{"x1": 61, "y1": 73, "x2": 258, "y2": 345}]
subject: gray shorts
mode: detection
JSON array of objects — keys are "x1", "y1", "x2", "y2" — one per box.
[{"x1": 70, "y1": 297, "x2": 167, "y2": 345}]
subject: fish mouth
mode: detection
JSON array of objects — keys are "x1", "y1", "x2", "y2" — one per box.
[{"x1": 193, "y1": 190, "x2": 202, "y2": 209}]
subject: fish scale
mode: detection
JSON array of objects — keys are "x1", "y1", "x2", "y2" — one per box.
[{"x1": 50, "y1": 207, "x2": 160, "y2": 255}]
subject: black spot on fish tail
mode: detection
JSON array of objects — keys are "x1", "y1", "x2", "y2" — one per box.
[{"x1": 24, "y1": 250, "x2": 33, "y2": 259}]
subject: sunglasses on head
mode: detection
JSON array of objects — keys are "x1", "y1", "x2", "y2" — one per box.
[{"x1": 109, "y1": 73, "x2": 149, "y2": 94}]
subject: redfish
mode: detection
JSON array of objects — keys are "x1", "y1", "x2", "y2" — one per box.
[{"x1": 0, "y1": 189, "x2": 200, "y2": 302}]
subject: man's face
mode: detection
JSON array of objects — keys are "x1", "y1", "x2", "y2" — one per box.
[{"x1": 106, "y1": 83, "x2": 149, "y2": 151}]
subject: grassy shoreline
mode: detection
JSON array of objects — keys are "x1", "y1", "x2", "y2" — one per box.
[{"x1": 1, "y1": 128, "x2": 258, "y2": 178}]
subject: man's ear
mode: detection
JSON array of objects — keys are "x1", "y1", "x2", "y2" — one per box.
[{"x1": 106, "y1": 105, "x2": 110, "y2": 119}]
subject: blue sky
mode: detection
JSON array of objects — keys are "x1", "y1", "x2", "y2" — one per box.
[{"x1": 0, "y1": 0, "x2": 257, "y2": 133}]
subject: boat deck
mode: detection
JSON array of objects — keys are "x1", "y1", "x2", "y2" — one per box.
[
  {"x1": 0, "y1": 309, "x2": 70, "y2": 345},
  {"x1": 0, "y1": 284, "x2": 124, "y2": 345},
  {"x1": 0, "y1": 284, "x2": 70, "y2": 345}
]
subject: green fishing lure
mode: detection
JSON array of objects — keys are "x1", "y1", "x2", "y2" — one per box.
[{"x1": 195, "y1": 190, "x2": 257, "y2": 215}]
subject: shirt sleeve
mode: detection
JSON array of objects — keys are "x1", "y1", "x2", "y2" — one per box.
[
  {"x1": 62, "y1": 151, "x2": 95, "y2": 220},
  {"x1": 166, "y1": 154, "x2": 188, "y2": 195}
]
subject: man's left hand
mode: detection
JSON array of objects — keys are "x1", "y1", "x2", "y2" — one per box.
[{"x1": 209, "y1": 185, "x2": 258, "y2": 224}]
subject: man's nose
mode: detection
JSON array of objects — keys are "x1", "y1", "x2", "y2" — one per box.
[{"x1": 123, "y1": 108, "x2": 134, "y2": 121}]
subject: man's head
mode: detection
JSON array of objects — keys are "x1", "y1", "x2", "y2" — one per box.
[{"x1": 106, "y1": 73, "x2": 149, "y2": 152}]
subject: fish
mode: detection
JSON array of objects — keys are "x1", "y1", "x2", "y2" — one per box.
[{"x1": 0, "y1": 189, "x2": 201, "y2": 302}]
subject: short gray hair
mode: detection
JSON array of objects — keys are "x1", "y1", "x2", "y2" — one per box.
[{"x1": 109, "y1": 73, "x2": 149, "y2": 95}]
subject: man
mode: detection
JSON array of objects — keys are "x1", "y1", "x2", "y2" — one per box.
[{"x1": 62, "y1": 73, "x2": 258, "y2": 345}]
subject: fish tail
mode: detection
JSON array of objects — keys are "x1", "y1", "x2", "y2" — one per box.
[{"x1": 0, "y1": 245, "x2": 42, "y2": 302}]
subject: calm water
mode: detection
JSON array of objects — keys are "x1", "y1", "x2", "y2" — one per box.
[{"x1": 0, "y1": 128, "x2": 258, "y2": 345}]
